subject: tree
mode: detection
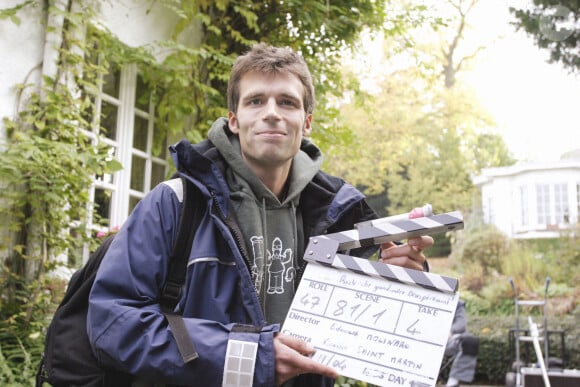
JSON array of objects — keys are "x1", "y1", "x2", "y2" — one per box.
[
  {"x1": 325, "y1": 61, "x2": 511, "y2": 216},
  {"x1": 325, "y1": 0, "x2": 515, "y2": 217},
  {"x1": 439, "y1": 0, "x2": 483, "y2": 88},
  {"x1": 510, "y1": 1, "x2": 580, "y2": 72},
  {"x1": 383, "y1": 84, "x2": 499, "y2": 215},
  {"x1": 471, "y1": 132, "x2": 516, "y2": 172}
]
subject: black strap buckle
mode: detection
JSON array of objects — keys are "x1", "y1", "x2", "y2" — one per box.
[{"x1": 161, "y1": 281, "x2": 182, "y2": 309}]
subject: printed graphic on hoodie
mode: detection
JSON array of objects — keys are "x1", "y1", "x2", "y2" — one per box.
[
  {"x1": 249, "y1": 236, "x2": 265, "y2": 293},
  {"x1": 266, "y1": 237, "x2": 295, "y2": 294},
  {"x1": 249, "y1": 236, "x2": 295, "y2": 295}
]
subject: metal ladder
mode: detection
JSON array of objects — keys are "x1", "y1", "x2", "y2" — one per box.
[{"x1": 509, "y1": 277, "x2": 551, "y2": 387}]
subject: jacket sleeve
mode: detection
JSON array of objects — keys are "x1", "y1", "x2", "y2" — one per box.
[{"x1": 87, "y1": 182, "x2": 277, "y2": 386}]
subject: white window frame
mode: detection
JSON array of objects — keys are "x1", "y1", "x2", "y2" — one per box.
[
  {"x1": 536, "y1": 183, "x2": 550, "y2": 225},
  {"x1": 519, "y1": 185, "x2": 529, "y2": 227},
  {"x1": 482, "y1": 192, "x2": 494, "y2": 225},
  {"x1": 81, "y1": 62, "x2": 168, "y2": 261},
  {"x1": 534, "y1": 182, "x2": 571, "y2": 228},
  {"x1": 554, "y1": 183, "x2": 569, "y2": 224}
]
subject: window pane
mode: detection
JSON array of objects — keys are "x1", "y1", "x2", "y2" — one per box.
[
  {"x1": 554, "y1": 183, "x2": 568, "y2": 223},
  {"x1": 101, "y1": 101, "x2": 118, "y2": 140},
  {"x1": 536, "y1": 184, "x2": 550, "y2": 224},
  {"x1": 133, "y1": 115, "x2": 149, "y2": 151},
  {"x1": 94, "y1": 188, "x2": 112, "y2": 225},
  {"x1": 102, "y1": 65, "x2": 121, "y2": 98},
  {"x1": 151, "y1": 162, "x2": 166, "y2": 188},
  {"x1": 153, "y1": 123, "x2": 167, "y2": 158},
  {"x1": 131, "y1": 155, "x2": 146, "y2": 191},
  {"x1": 135, "y1": 75, "x2": 151, "y2": 111},
  {"x1": 129, "y1": 196, "x2": 141, "y2": 216}
]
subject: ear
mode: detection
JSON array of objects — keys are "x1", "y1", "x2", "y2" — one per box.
[
  {"x1": 303, "y1": 114, "x2": 313, "y2": 136},
  {"x1": 228, "y1": 111, "x2": 239, "y2": 134}
]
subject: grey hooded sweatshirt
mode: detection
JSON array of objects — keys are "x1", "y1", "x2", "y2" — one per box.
[{"x1": 208, "y1": 119, "x2": 323, "y2": 324}]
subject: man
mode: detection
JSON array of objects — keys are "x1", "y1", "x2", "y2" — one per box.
[{"x1": 88, "y1": 43, "x2": 433, "y2": 386}]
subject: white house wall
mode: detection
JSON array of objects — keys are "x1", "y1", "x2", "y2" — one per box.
[
  {"x1": 0, "y1": 1, "x2": 46, "y2": 147},
  {"x1": 96, "y1": 0, "x2": 194, "y2": 59},
  {"x1": 475, "y1": 161, "x2": 580, "y2": 239},
  {"x1": 1, "y1": 0, "x2": 192, "y2": 141},
  {"x1": 481, "y1": 177, "x2": 516, "y2": 237}
]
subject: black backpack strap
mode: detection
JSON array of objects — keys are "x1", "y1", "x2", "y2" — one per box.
[{"x1": 160, "y1": 176, "x2": 203, "y2": 363}]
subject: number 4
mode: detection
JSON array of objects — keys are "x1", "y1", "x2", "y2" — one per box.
[{"x1": 406, "y1": 319, "x2": 421, "y2": 335}]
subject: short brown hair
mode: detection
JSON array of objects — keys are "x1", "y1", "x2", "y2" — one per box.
[{"x1": 227, "y1": 43, "x2": 315, "y2": 114}]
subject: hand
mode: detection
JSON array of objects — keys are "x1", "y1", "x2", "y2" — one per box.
[
  {"x1": 274, "y1": 333, "x2": 338, "y2": 386},
  {"x1": 378, "y1": 236, "x2": 433, "y2": 271}
]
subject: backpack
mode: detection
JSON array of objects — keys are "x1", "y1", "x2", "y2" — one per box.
[{"x1": 36, "y1": 177, "x2": 203, "y2": 387}]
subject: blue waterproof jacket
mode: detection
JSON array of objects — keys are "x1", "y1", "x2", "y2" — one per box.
[{"x1": 87, "y1": 133, "x2": 377, "y2": 386}]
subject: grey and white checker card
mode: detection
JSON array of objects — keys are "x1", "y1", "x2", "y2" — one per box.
[{"x1": 222, "y1": 340, "x2": 258, "y2": 387}]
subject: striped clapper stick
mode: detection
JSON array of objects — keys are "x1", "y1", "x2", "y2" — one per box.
[
  {"x1": 327, "y1": 211, "x2": 464, "y2": 251},
  {"x1": 302, "y1": 211, "x2": 464, "y2": 293},
  {"x1": 282, "y1": 211, "x2": 463, "y2": 387}
]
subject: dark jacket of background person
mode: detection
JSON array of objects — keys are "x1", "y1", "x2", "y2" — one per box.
[{"x1": 444, "y1": 300, "x2": 479, "y2": 385}]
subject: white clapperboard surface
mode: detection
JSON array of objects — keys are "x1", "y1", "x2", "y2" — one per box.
[{"x1": 282, "y1": 211, "x2": 464, "y2": 387}]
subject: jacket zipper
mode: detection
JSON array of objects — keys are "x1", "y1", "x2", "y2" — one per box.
[
  {"x1": 209, "y1": 191, "x2": 263, "y2": 307},
  {"x1": 209, "y1": 191, "x2": 250, "y2": 267}
]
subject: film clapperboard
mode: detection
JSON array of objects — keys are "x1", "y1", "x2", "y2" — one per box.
[{"x1": 282, "y1": 211, "x2": 464, "y2": 387}]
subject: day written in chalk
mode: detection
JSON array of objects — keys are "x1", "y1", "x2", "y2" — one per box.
[{"x1": 282, "y1": 263, "x2": 459, "y2": 387}]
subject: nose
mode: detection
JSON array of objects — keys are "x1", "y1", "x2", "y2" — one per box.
[{"x1": 263, "y1": 98, "x2": 281, "y2": 122}]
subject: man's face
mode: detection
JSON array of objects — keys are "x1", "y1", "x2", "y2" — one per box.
[{"x1": 228, "y1": 71, "x2": 312, "y2": 173}]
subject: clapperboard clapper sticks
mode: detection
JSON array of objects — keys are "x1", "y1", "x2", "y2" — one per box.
[
  {"x1": 282, "y1": 211, "x2": 464, "y2": 387},
  {"x1": 304, "y1": 211, "x2": 464, "y2": 293}
]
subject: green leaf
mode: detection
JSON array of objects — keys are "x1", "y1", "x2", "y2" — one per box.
[{"x1": 106, "y1": 158, "x2": 124, "y2": 172}]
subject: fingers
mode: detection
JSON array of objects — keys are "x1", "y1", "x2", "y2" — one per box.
[
  {"x1": 274, "y1": 334, "x2": 338, "y2": 385},
  {"x1": 379, "y1": 236, "x2": 433, "y2": 271},
  {"x1": 275, "y1": 333, "x2": 315, "y2": 356},
  {"x1": 409, "y1": 235, "x2": 434, "y2": 249}
]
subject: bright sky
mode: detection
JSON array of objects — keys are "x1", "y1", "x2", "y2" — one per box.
[
  {"x1": 351, "y1": 0, "x2": 580, "y2": 163},
  {"x1": 459, "y1": 0, "x2": 580, "y2": 162}
]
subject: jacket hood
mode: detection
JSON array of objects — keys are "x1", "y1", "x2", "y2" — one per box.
[{"x1": 207, "y1": 117, "x2": 323, "y2": 206}]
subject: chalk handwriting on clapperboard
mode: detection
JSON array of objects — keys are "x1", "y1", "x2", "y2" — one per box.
[{"x1": 282, "y1": 211, "x2": 464, "y2": 387}]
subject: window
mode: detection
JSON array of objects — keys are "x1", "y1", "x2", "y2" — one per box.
[
  {"x1": 483, "y1": 195, "x2": 494, "y2": 224},
  {"x1": 535, "y1": 183, "x2": 570, "y2": 226},
  {"x1": 83, "y1": 61, "x2": 169, "y2": 240},
  {"x1": 536, "y1": 184, "x2": 550, "y2": 224},
  {"x1": 128, "y1": 73, "x2": 168, "y2": 212},
  {"x1": 554, "y1": 183, "x2": 569, "y2": 224}
]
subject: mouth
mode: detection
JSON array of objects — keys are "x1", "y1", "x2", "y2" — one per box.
[{"x1": 257, "y1": 130, "x2": 286, "y2": 137}]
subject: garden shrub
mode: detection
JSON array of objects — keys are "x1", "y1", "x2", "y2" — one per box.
[{"x1": 457, "y1": 224, "x2": 510, "y2": 276}]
